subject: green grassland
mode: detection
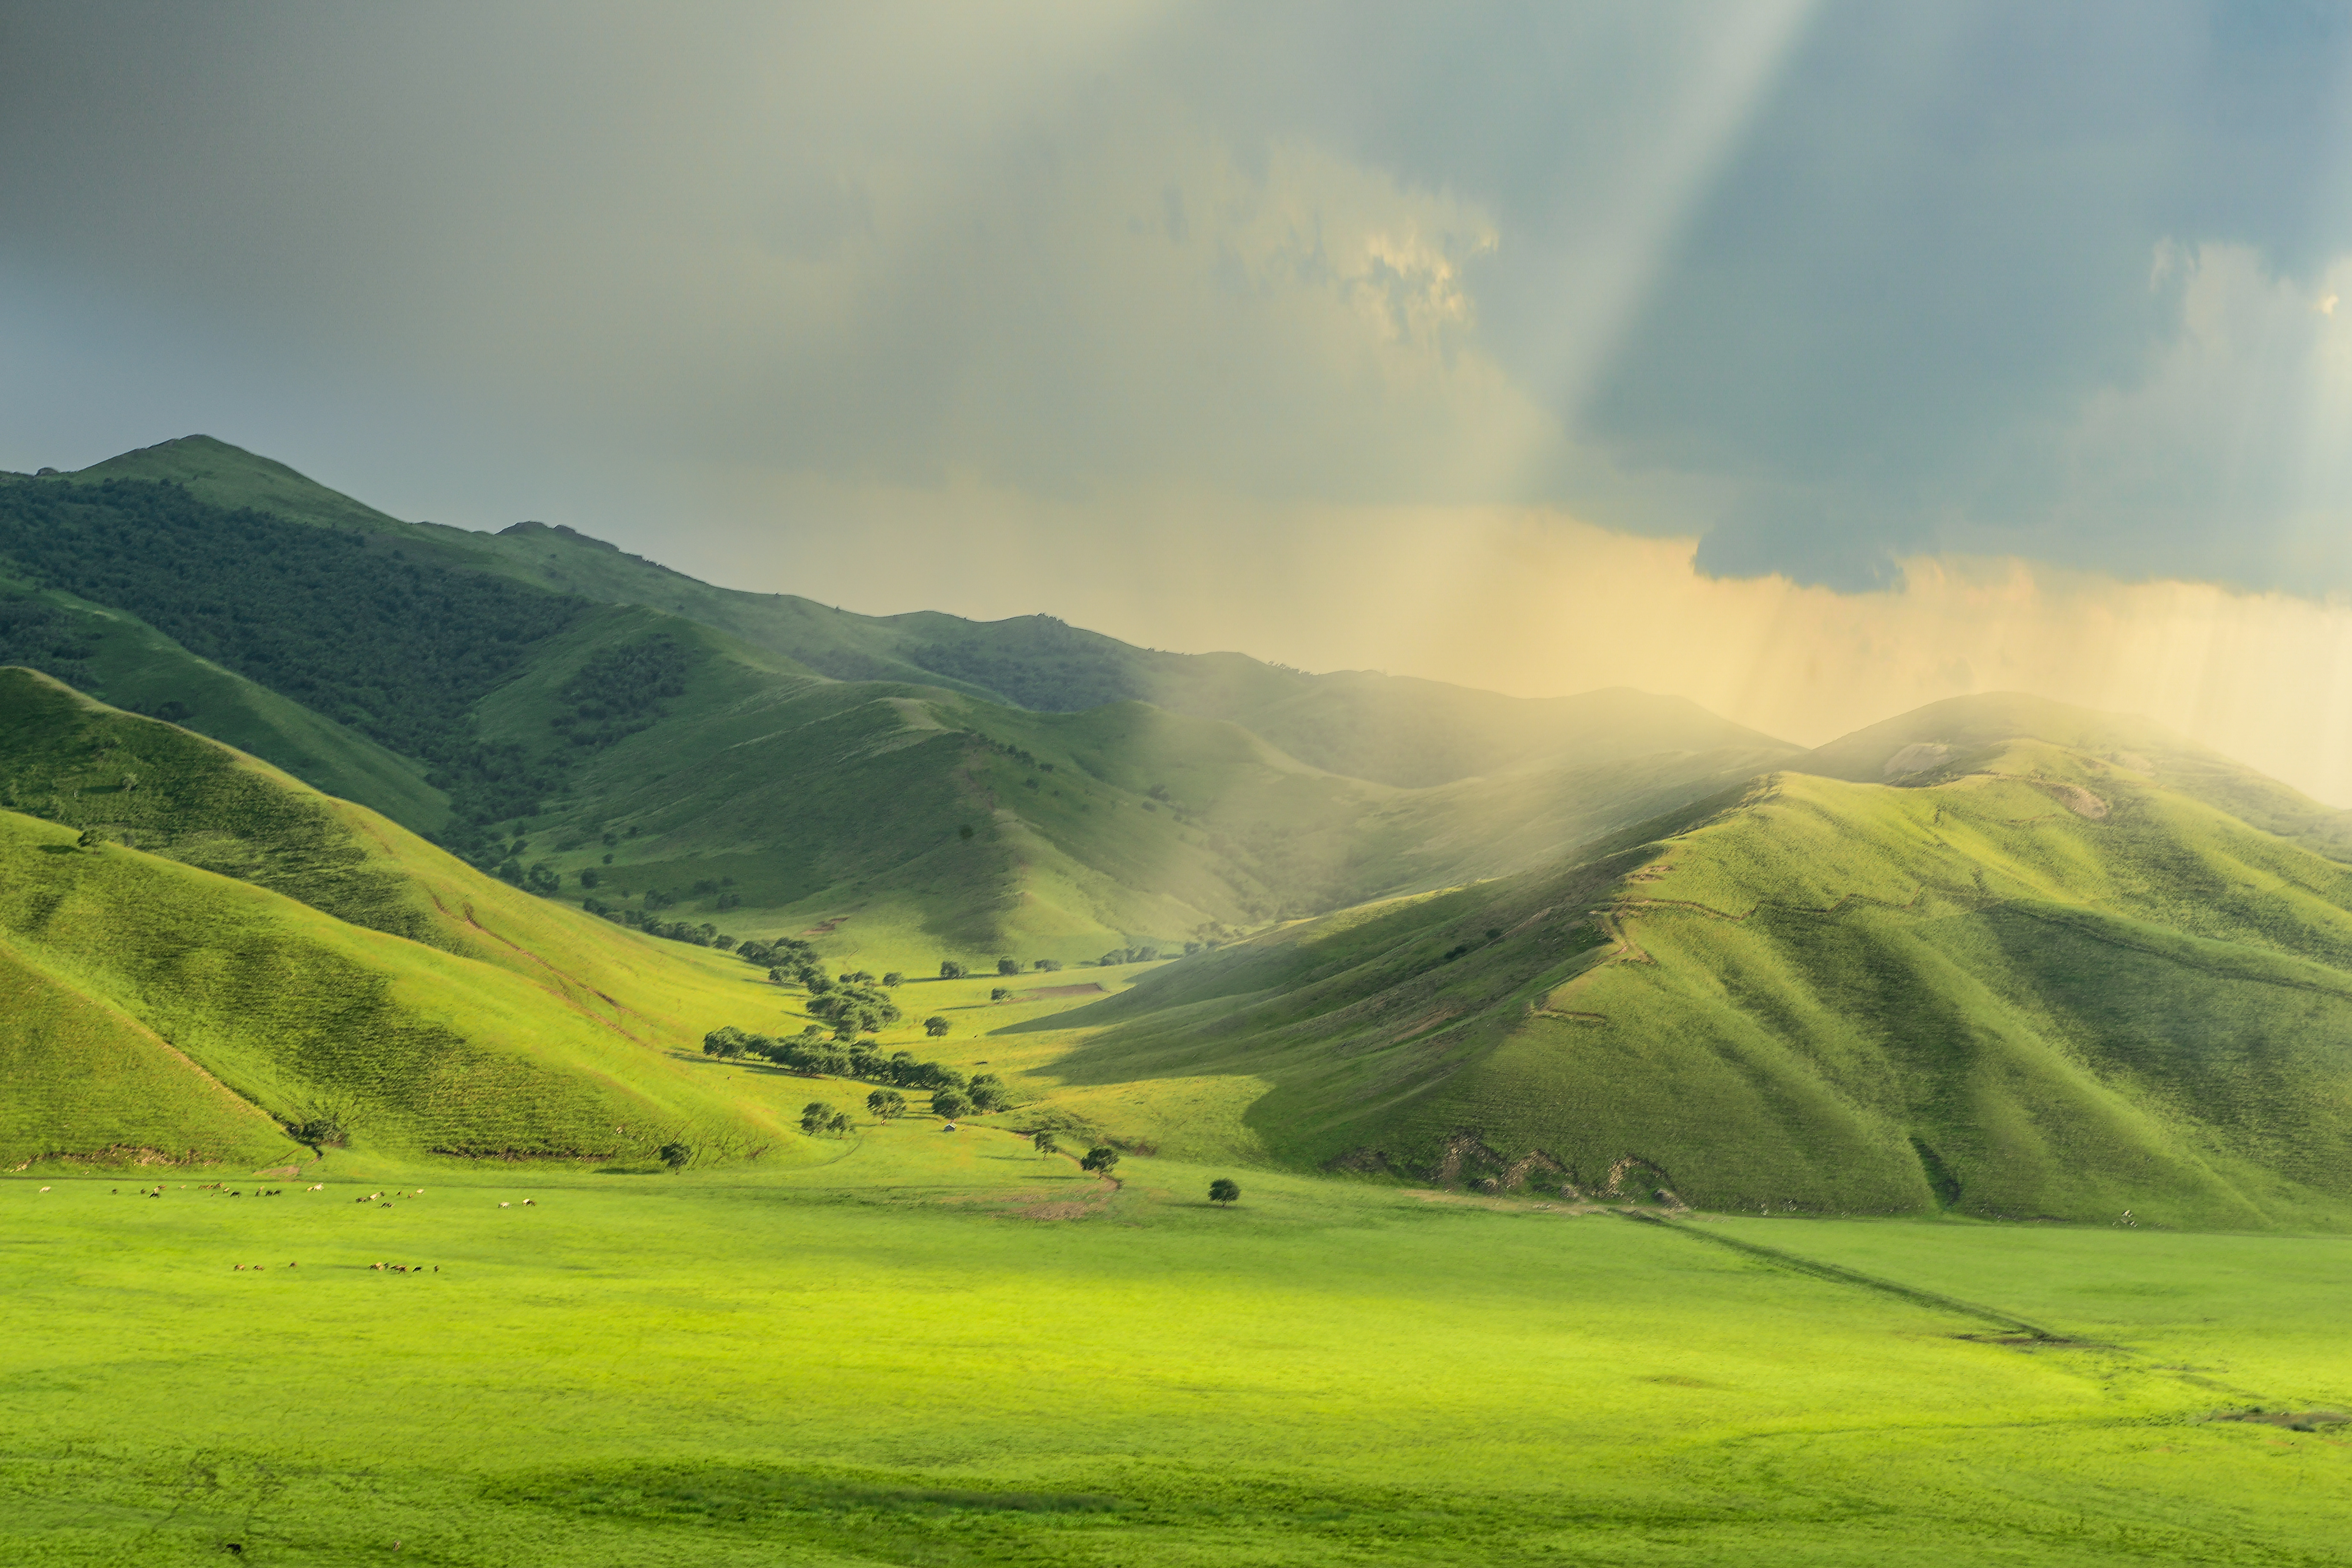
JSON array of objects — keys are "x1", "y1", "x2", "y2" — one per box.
[{"x1": 6, "y1": 1144, "x2": 2352, "y2": 1565}]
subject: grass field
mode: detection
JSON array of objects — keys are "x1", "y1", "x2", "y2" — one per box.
[{"x1": 6, "y1": 1131, "x2": 2351, "y2": 1566}]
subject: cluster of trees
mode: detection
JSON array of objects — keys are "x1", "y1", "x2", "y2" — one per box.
[
  {"x1": 0, "y1": 477, "x2": 590, "y2": 860},
  {"x1": 0, "y1": 593, "x2": 100, "y2": 691},
  {"x1": 941, "y1": 956, "x2": 1066, "y2": 980},
  {"x1": 799, "y1": 1101, "x2": 853, "y2": 1137},
  {"x1": 807, "y1": 981, "x2": 900, "y2": 1037},
  {"x1": 1097, "y1": 945, "x2": 1161, "y2": 966},
  {"x1": 580, "y1": 900, "x2": 737, "y2": 948},
  {"x1": 701, "y1": 1026, "x2": 1007, "y2": 1110},
  {"x1": 739, "y1": 935, "x2": 826, "y2": 990},
  {"x1": 550, "y1": 634, "x2": 694, "y2": 750},
  {"x1": 904, "y1": 617, "x2": 1150, "y2": 711}
]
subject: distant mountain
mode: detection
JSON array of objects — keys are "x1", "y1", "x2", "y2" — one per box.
[
  {"x1": 0, "y1": 436, "x2": 1794, "y2": 955},
  {"x1": 1033, "y1": 696, "x2": 2352, "y2": 1228},
  {"x1": 52, "y1": 437, "x2": 1787, "y2": 784}
]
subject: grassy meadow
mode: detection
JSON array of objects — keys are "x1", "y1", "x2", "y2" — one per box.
[{"x1": 7, "y1": 1128, "x2": 2352, "y2": 1566}]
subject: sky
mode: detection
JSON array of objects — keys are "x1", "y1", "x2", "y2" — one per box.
[{"x1": 8, "y1": 2, "x2": 2352, "y2": 796}]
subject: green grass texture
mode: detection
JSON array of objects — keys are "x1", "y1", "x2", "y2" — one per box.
[{"x1": 4, "y1": 1137, "x2": 2350, "y2": 1565}]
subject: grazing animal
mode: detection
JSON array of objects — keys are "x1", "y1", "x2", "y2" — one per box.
[
  {"x1": 522, "y1": 1199, "x2": 535, "y2": 1206},
  {"x1": 498, "y1": 1201, "x2": 510, "y2": 1208}
]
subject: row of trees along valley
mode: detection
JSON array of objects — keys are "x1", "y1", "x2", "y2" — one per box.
[{"x1": 700, "y1": 1027, "x2": 1010, "y2": 1118}]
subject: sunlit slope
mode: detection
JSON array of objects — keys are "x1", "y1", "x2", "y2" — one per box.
[
  {"x1": 1041, "y1": 732, "x2": 2352, "y2": 1227},
  {"x1": 0, "y1": 939, "x2": 298, "y2": 1170},
  {"x1": 1803, "y1": 690, "x2": 2352, "y2": 859},
  {"x1": 0, "y1": 670, "x2": 803, "y2": 1165},
  {"x1": 511, "y1": 650, "x2": 1776, "y2": 958},
  {"x1": 0, "y1": 809, "x2": 789, "y2": 1167}
]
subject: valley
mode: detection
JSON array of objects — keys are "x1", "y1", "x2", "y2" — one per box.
[{"x1": 9, "y1": 438, "x2": 2352, "y2": 1563}]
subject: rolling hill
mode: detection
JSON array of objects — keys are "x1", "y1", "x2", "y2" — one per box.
[
  {"x1": 1016, "y1": 695, "x2": 2352, "y2": 1229},
  {"x1": 0, "y1": 669, "x2": 800, "y2": 1170},
  {"x1": 0, "y1": 438, "x2": 1795, "y2": 955}
]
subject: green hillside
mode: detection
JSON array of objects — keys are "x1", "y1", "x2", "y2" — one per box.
[
  {"x1": 0, "y1": 670, "x2": 812, "y2": 1169},
  {"x1": 0, "y1": 447, "x2": 1784, "y2": 955},
  {"x1": 1018, "y1": 697, "x2": 2352, "y2": 1228},
  {"x1": 42, "y1": 437, "x2": 1793, "y2": 786},
  {"x1": 0, "y1": 572, "x2": 446, "y2": 827}
]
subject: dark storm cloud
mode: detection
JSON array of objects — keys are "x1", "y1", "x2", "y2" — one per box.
[
  {"x1": 1579, "y1": 0, "x2": 2352, "y2": 588},
  {"x1": 2, "y1": 1, "x2": 2350, "y2": 595}
]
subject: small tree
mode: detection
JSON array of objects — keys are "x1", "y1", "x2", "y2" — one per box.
[
  {"x1": 1209, "y1": 1178, "x2": 1240, "y2": 1206},
  {"x1": 828, "y1": 1111, "x2": 854, "y2": 1136},
  {"x1": 924, "y1": 1016, "x2": 951, "y2": 1038},
  {"x1": 932, "y1": 1089, "x2": 972, "y2": 1121},
  {"x1": 997, "y1": 957, "x2": 1021, "y2": 976},
  {"x1": 800, "y1": 1101, "x2": 835, "y2": 1136},
  {"x1": 867, "y1": 1088, "x2": 905, "y2": 1120},
  {"x1": 1033, "y1": 958, "x2": 1062, "y2": 972},
  {"x1": 1080, "y1": 1146, "x2": 1120, "y2": 1176},
  {"x1": 991, "y1": 986, "x2": 1012, "y2": 1001},
  {"x1": 939, "y1": 960, "x2": 966, "y2": 980},
  {"x1": 1032, "y1": 1130, "x2": 1060, "y2": 1158},
  {"x1": 882, "y1": 972, "x2": 904, "y2": 986},
  {"x1": 659, "y1": 1142, "x2": 691, "y2": 1169}
]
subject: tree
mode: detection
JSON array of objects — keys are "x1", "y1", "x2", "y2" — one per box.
[
  {"x1": 1032, "y1": 958, "x2": 1062, "y2": 972},
  {"x1": 990, "y1": 986, "x2": 1012, "y2": 1001},
  {"x1": 969, "y1": 1073, "x2": 1007, "y2": 1113},
  {"x1": 939, "y1": 960, "x2": 966, "y2": 980},
  {"x1": 1032, "y1": 1130, "x2": 1060, "y2": 1158},
  {"x1": 828, "y1": 1112, "x2": 853, "y2": 1136},
  {"x1": 578, "y1": 867, "x2": 600, "y2": 889},
  {"x1": 996, "y1": 957, "x2": 1021, "y2": 976},
  {"x1": 924, "y1": 1016, "x2": 951, "y2": 1038},
  {"x1": 659, "y1": 1142, "x2": 691, "y2": 1169},
  {"x1": 74, "y1": 826, "x2": 101, "y2": 850},
  {"x1": 932, "y1": 1089, "x2": 971, "y2": 1121},
  {"x1": 800, "y1": 1101, "x2": 836, "y2": 1136},
  {"x1": 1080, "y1": 1146, "x2": 1120, "y2": 1175},
  {"x1": 1209, "y1": 1178, "x2": 1240, "y2": 1206},
  {"x1": 866, "y1": 1088, "x2": 905, "y2": 1120},
  {"x1": 882, "y1": 972, "x2": 904, "y2": 986}
]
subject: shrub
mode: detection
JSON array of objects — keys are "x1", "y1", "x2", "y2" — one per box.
[
  {"x1": 882, "y1": 972, "x2": 904, "y2": 986},
  {"x1": 996, "y1": 957, "x2": 1020, "y2": 976},
  {"x1": 932, "y1": 1089, "x2": 972, "y2": 1121},
  {"x1": 1080, "y1": 1146, "x2": 1120, "y2": 1175},
  {"x1": 939, "y1": 960, "x2": 966, "y2": 979},
  {"x1": 924, "y1": 1016, "x2": 950, "y2": 1037},
  {"x1": 658, "y1": 1142, "x2": 691, "y2": 1169},
  {"x1": 1209, "y1": 1178, "x2": 1240, "y2": 1206},
  {"x1": 1032, "y1": 1130, "x2": 1060, "y2": 1157}
]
